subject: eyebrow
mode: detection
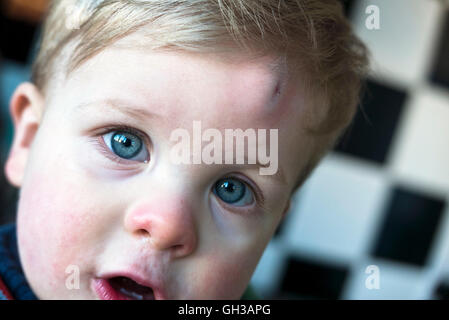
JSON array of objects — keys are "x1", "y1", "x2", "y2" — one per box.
[{"x1": 75, "y1": 98, "x2": 160, "y2": 121}]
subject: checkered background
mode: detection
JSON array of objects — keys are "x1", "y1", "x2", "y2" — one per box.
[{"x1": 1, "y1": 0, "x2": 449, "y2": 299}]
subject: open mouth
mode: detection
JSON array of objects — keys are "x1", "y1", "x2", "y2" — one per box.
[
  {"x1": 93, "y1": 276, "x2": 155, "y2": 300},
  {"x1": 109, "y1": 276, "x2": 155, "y2": 300}
]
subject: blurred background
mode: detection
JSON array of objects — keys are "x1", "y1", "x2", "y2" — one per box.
[{"x1": 1, "y1": 0, "x2": 448, "y2": 299}]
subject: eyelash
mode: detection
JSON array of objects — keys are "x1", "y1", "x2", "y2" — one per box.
[{"x1": 93, "y1": 124, "x2": 151, "y2": 165}]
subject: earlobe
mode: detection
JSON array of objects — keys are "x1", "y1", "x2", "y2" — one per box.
[{"x1": 4, "y1": 82, "x2": 44, "y2": 187}]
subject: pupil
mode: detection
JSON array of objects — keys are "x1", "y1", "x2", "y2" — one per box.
[
  {"x1": 114, "y1": 135, "x2": 132, "y2": 148},
  {"x1": 223, "y1": 181, "x2": 235, "y2": 192},
  {"x1": 123, "y1": 138, "x2": 131, "y2": 147}
]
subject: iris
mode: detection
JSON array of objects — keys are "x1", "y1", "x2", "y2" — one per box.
[
  {"x1": 214, "y1": 178, "x2": 252, "y2": 205},
  {"x1": 111, "y1": 132, "x2": 142, "y2": 159}
]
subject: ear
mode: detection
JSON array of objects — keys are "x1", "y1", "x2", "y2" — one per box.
[{"x1": 4, "y1": 82, "x2": 44, "y2": 187}]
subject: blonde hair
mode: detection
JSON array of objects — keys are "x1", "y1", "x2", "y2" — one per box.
[{"x1": 32, "y1": 0, "x2": 369, "y2": 188}]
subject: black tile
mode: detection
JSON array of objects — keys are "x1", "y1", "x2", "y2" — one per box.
[
  {"x1": 0, "y1": 12, "x2": 39, "y2": 64},
  {"x1": 430, "y1": 10, "x2": 449, "y2": 90},
  {"x1": 434, "y1": 281, "x2": 449, "y2": 300},
  {"x1": 279, "y1": 255, "x2": 348, "y2": 299},
  {"x1": 334, "y1": 79, "x2": 407, "y2": 164},
  {"x1": 371, "y1": 186, "x2": 446, "y2": 266}
]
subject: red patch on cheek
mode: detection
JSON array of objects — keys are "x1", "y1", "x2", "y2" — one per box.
[{"x1": 17, "y1": 175, "x2": 90, "y2": 291}]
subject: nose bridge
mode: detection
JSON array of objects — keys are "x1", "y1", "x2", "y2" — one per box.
[{"x1": 124, "y1": 192, "x2": 197, "y2": 257}]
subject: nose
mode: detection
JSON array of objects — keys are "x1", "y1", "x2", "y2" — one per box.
[{"x1": 124, "y1": 196, "x2": 197, "y2": 258}]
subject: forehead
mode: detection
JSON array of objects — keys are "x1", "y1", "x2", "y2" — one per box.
[{"x1": 62, "y1": 39, "x2": 291, "y2": 130}]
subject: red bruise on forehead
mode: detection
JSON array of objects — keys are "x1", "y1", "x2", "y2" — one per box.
[
  {"x1": 217, "y1": 57, "x2": 292, "y2": 125},
  {"x1": 216, "y1": 56, "x2": 296, "y2": 129},
  {"x1": 263, "y1": 72, "x2": 294, "y2": 126}
]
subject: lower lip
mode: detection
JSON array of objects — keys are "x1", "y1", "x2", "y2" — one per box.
[{"x1": 92, "y1": 278, "x2": 134, "y2": 300}]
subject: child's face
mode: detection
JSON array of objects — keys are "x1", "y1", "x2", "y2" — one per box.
[{"x1": 9, "y1": 35, "x2": 314, "y2": 299}]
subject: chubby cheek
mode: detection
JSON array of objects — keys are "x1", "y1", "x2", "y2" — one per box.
[
  {"x1": 17, "y1": 172, "x2": 98, "y2": 299},
  {"x1": 188, "y1": 246, "x2": 263, "y2": 299},
  {"x1": 185, "y1": 204, "x2": 277, "y2": 299}
]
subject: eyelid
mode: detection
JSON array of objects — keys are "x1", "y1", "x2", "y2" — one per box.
[{"x1": 96, "y1": 124, "x2": 150, "y2": 144}]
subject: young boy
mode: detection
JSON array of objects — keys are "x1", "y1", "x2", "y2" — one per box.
[{"x1": 0, "y1": 0, "x2": 368, "y2": 299}]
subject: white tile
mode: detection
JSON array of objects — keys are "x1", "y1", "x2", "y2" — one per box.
[
  {"x1": 434, "y1": 201, "x2": 449, "y2": 280},
  {"x1": 283, "y1": 154, "x2": 390, "y2": 261},
  {"x1": 390, "y1": 87, "x2": 449, "y2": 192},
  {"x1": 343, "y1": 259, "x2": 430, "y2": 299},
  {"x1": 351, "y1": 0, "x2": 443, "y2": 86}
]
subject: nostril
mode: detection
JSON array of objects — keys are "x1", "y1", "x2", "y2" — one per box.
[
  {"x1": 136, "y1": 229, "x2": 150, "y2": 237},
  {"x1": 171, "y1": 244, "x2": 186, "y2": 256}
]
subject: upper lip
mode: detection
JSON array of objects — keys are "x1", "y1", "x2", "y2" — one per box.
[{"x1": 99, "y1": 270, "x2": 166, "y2": 300}]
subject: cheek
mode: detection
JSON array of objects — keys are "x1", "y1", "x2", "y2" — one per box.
[
  {"x1": 191, "y1": 246, "x2": 263, "y2": 299},
  {"x1": 189, "y1": 204, "x2": 277, "y2": 299},
  {"x1": 17, "y1": 172, "x2": 96, "y2": 294}
]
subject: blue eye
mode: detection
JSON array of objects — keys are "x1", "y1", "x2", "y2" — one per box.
[
  {"x1": 102, "y1": 131, "x2": 149, "y2": 162},
  {"x1": 213, "y1": 178, "x2": 254, "y2": 206}
]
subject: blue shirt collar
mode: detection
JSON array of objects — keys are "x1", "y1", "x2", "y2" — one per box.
[{"x1": 0, "y1": 223, "x2": 38, "y2": 300}]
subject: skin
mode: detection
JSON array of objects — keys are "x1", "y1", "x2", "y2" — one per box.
[{"x1": 5, "y1": 32, "x2": 317, "y2": 299}]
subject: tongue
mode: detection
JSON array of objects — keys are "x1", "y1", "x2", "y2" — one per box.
[{"x1": 109, "y1": 277, "x2": 154, "y2": 300}]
